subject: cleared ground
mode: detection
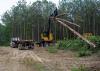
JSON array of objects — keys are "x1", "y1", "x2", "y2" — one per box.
[{"x1": 0, "y1": 46, "x2": 100, "y2": 71}]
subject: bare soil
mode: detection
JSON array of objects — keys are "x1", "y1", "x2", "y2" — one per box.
[{"x1": 0, "y1": 46, "x2": 100, "y2": 71}]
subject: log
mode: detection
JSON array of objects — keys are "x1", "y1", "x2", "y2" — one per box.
[
  {"x1": 50, "y1": 17, "x2": 80, "y2": 27},
  {"x1": 56, "y1": 19, "x2": 96, "y2": 48},
  {"x1": 56, "y1": 18, "x2": 80, "y2": 27}
]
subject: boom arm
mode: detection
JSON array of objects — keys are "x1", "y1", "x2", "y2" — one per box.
[{"x1": 49, "y1": 8, "x2": 96, "y2": 47}]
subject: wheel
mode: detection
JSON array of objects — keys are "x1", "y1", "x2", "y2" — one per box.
[
  {"x1": 18, "y1": 44, "x2": 24, "y2": 50},
  {"x1": 25, "y1": 46, "x2": 29, "y2": 50},
  {"x1": 10, "y1": 42, "x2": 18, "y2": 48},
  {"x1": 10, "y1": 42, "x2": 14, "y2": 48},
  {"x1": 28, "y1": 45, "x2": 34, "y2": 49}
]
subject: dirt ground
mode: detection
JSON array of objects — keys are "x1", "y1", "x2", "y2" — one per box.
[{"x1": 0, "y1": 46, "x2": 100, "y2": 71}]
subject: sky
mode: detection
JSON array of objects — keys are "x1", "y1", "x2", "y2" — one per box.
[{"x1": 0, "y1": 0, "x2": 59, "y2": 24}]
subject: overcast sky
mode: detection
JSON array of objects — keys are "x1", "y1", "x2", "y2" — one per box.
[{"x1": 0, "y1": 0, "x2": 59, "y2": 24}]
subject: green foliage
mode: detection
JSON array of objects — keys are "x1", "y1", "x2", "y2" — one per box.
[
  {"x1": 57, "y1": 36, "x2": 100, "y2": 57},
  {"x1": 88, "y1": 36, "x2": 100, "y2": 47},
  {"x1": 77, "y1": 47, "x2": 92, "y2": 57},
  {"x1": 71, "y1": 66, "x2": 87, "y2": 71},
  {"x1": 57, "y1": 40, "x2": 72, "y2": 50},
  {"x1": 57, "y1": 39, "x2": 84, "y2": 50},
  {"x1": 88, "y1": 36, "x2": 100, "y2": 41},
  {"x1": 47, "y1": 46, "x2": 58, "y2": 53},
  {"x1": 69, "y1": 39, "x2": 84, "y2": 51},
  {"x1": 86, "y1": 36, "x2": 100, "y2": 53},
  {"x1": 0, "y1": 24, "x2": 10, "y2": 46},
  {"x1": 57, "y1": 39, "x2": 92, "y2": 57}
]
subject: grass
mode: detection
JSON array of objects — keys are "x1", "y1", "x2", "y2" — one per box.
[
  {"x1": 47, "y1": 46, "x2": 58, "y2": 53},
  {"x1": 71, "y1": 67, "x2": 86, "y2": 71},
  {"x1": 33, "y1": 62, "x2": 47, "y2": 71},
  {"x1": 71, "y1": 65, "x2": 87, "y2": 71},
  {"x1": 71, "y1": 65, "x2": 100, "y2": 71},
  {"x1": 76, "y1": 46, "x2": 92, "y2": 57},
  {"x1": 0, "y1": 41, "x2": 10, "y2": 46}
]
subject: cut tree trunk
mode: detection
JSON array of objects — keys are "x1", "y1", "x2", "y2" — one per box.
[{"x1": 56, "y1": 19, "x2": 96, "y2": 48}]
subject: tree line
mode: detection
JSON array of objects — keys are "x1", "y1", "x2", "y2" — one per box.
[{"x1": 0, "y1": 0, "x2": 100, "y2": 45}]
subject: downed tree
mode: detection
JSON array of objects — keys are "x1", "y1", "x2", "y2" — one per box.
[
  {"x1": 56, "y1": 18, "x2": 96, "y2": 48},
  {"x1": 50, "y1": 17, "x2": 80, "y2": 27},
  {"x1": 56, "y1": 18, "x2": 80, "y2": 27}
]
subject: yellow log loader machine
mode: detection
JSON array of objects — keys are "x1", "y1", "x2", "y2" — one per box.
[{"x1": 39, "y1": 8, "x2": 58, "y2": 47}]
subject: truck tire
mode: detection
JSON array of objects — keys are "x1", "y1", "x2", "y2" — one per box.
[
  {"x1": 10, "y1": 42, "x2": 18, "y2": 48},
  {"x1": 18, "y1": 44, "x2": 24, "y2": 50}
]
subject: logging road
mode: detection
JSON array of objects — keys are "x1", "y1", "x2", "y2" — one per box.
[{"x1": 0, "y1": 47, "x2": 100, "y2": 71}]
